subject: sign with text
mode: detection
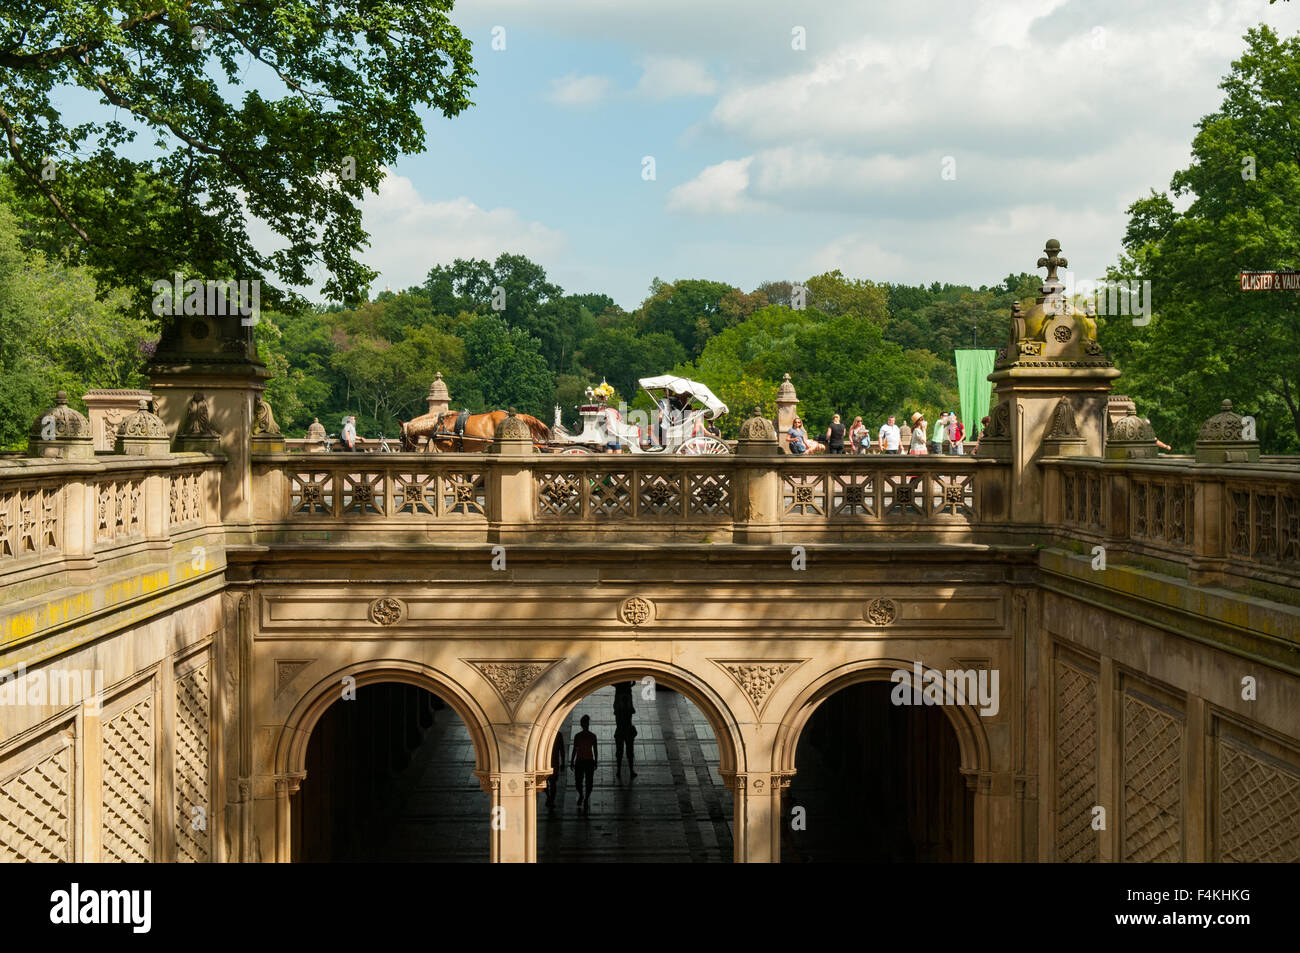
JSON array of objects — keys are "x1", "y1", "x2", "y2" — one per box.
[{"x1": 1240, "y1": 271, "x2": 1300, "y2": 291}]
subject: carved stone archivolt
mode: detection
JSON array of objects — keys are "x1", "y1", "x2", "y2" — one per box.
[
  {"x1": 865, "y1": 597, "x2": 898, "y2": 625},
  {"x1": 466, "y1": 659, "x2": 560, "y2": 713},
  {"x1": 712, "y1": 660, "x2": 804, "y2": 715},
  {"x1": 618, "y1": 596, "x2": 654, "y2": 625},
  {"x1": 368, "y1": 597, "x2": 405, "y2": 625}
]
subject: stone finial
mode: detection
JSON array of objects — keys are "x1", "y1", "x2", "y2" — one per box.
[
  {"x1": 776, "y1": 373, "x2": 797, "y2": 402},
  {"x1": 1195, "y1": 399, "x2": 1259, "y2": 463},
  {"x1": 428, "y1": 371, "x2": 450, "y2": 403},
  {"x1": 1197, "y1": 399, "x2": 1245, "y2": 442},
  {"x1": 738, "y1": 409, "x2": 777, "y2": 442},
  {"x1": 28, "y1": 391, "x2": 94, "y2": 458},
  {"x1": 1106, "y1": 410, "x2": 1158, "y2": 459},
  {"x1": 306, "y1": 417, "x2": 325, "y2": 441},
  {"x1": 493, "y1": 411, "x2": 535, "y2": 447},
  {"x1": 1037, "y1": 239, "x2": 1067, "y2": 284},
  {"x1": 116, "y1": 398, "x2": 171, "y2": 457}
]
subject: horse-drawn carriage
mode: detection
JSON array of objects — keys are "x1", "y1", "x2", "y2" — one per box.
[{"x1": 399, "y1": 375, "x2": 730, "y2": 454}]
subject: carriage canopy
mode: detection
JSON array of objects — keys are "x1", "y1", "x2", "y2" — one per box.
[{"x1": 637, "y1": 375, "x2": 728, "y2": 419}]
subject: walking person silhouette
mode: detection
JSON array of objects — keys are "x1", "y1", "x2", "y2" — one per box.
[
  {"x1": 571, "y1": 714, "x2": 598, "y2": 812},
  {"x1": 613, "y1": 681, "x2": 638, "y2": 779}
]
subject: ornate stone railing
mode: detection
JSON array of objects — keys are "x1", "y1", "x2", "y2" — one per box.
[
  {"x1": 250, "y1": 451, "x2": 1012, "y2": 544},
  {"x1": 0, "y1": 455, "x2": 223, "y2": 601},
  {"x1": 1045, "y1": 457, "x2": 1300, "y2": 588}
]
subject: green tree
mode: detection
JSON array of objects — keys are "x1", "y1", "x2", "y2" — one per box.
[
  {"x1": 0, "y1": 1, "x2": 475, "y2": 308},
  {"x1": 1111, "y1": 26, "x2": 1300, "y2": 450},
  {"x1": 460, "y1": 314, "x2": 555, "y2": 417}
]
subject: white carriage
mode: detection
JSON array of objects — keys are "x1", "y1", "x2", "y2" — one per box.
[{"x1": 550, "y1": 375, "x2": 730, "y2": 454}]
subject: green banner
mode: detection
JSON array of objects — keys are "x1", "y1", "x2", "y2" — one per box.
[{"x1": 955, "y1": 349, "x2": 997, "y2": 439}]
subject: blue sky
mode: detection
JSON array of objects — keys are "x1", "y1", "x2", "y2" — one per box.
[{"x1": 79, "y1": 0, "x2": 1300, "y2": 310}]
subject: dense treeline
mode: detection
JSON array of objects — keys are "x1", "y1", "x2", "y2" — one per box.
[{"x1": 249, "y1": 258, "x2": 1041, "y2": 443}]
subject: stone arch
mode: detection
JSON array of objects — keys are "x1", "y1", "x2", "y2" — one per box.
[
  {"x1": 525, "y1": 659, "x2": 745, "y2": 783},
  {"x1": 773, "y1": 657, "x2": 992, "y2": 778},
  {"x1": 276, "y1": 658, "x2": 499, "y2": 781}
]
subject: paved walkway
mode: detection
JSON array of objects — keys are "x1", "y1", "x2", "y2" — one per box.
[
  {"x1": 365, "y1": 685, "x2": 733, "y2": 862},
  {"x1": 537, "y1": 685, "x2": 733, "y2": 863}
]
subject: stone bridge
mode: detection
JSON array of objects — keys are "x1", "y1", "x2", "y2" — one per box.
[{"x1": 2, "y1": 254, "x2": 1297, "y2": 863}]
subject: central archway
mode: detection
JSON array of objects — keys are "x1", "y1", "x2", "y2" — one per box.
[{"x1": 526, "y1": 661, "x2": 745, "y2": 863}]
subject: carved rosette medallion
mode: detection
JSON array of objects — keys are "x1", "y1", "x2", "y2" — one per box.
[
  {"x1": 713, "y1": 660, "x2": 803, "y2": 715},
  {"x1": 618, "y1": 596, "x2": 654, "y2": 625},
  {"x1": 865, "y1": 597, "x2": 898, "y2": 625},
  {"x1": 368, "y1": 597, "x2": 405, "y2": 625}
]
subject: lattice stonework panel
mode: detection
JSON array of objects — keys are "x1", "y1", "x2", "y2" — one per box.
[
  {"x1": 832, "y1": 473, "x2": 874, "y2": 517},
  {"x1": 537, "y1": 471, "x2": 582, "y2": 517},
  {"x1": 882, "y1": 474, "x2": 924, "y2": 518},
  {"x1": 781, "y1": 472, "x2": 824, "y2": 517},
  {"x1": 341, "y1": 471, "x2": 385, "y2": 515},
  {"x1": 0, "y1": 492, "x2": 14, "y2": 559},
  {"x1": 931, "y1": 473, "x2": 975, "y2": 518},
  {"x1": 442, "y1": 471, "x2": 486, "y2": 516},
  {"x1": 393, "y1": 473, "x2": 437, "y2": 515},
  {"x1": 590, "y1": 471, "x2": 632, "y2": 518},
  {"x1": 290, "y1": 471, "x2": 333, "y2": 516},
  {"x1": 1055, "y1": 658, "x2": 1099, "y2": 862},
  {"x1": 1252, "y1": 491, "x2": 1278, "y2": 560},
  {"x1": 1229, "y1": 490, "x2": 1250, "y2": 555},
  {"x1": 0, "y1": 742, "x2": 72, "y2": 862},
  {"x1": 101, "y1": 697, "x2": 155, "y2": 863},
  {"x1": 1064, "y1": 473, "x2": 1077, "y2": 523},
  {"x1": 1282, "y1": 494, "x2": 1300, "y2": 563},
  {"x1": 174, "y1": 663, "x2": 211, "y2": 863},
  {"x1": 97, "y1": 482, "x2": 113, "y2": 541},
  {"x1": 1088, "y1": 476, "x2": 1103, "y2": 527},
  {"x1": 639, "y1": 471, "x2": 684, "y2": 517},
  {"x1": 1216, "y1": 736, "x2": 1300, "y2": 862},
  {"x1": 689, "y1": 472, "x2": 731, "y2": 517},
  {"x1": 1132, "y1": 481, "x2": 1148, "y2": 537},
  {"x1": 1121, "y1": 693, "x2": 1183, "y2": 862}
]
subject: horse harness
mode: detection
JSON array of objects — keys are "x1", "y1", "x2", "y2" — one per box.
[{"x1": 432, "y1": 409, "x2": 481, "y2": 451}]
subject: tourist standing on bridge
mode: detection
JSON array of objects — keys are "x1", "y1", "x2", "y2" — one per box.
[
  {"x1": 909, "y1": 413, "x2": 928, "y2": 454},
  {"x1": 849, "y1": 416, "x2": 869, "y2": 454},
  {"x1": 878, "y1": 416, "x2": 900, "y2": 454},
  {"x1": 825, "y1": 414, "x2": 846, "y2": 454},
  {"x1": 613, "y1": 682, "x2": 638, "y2": 779},
  {"x1": 572, "y1": 714, "x2": 598, "y2": 811},
  {"x1": 932, "y1": 413, "x2": 948, "y2": 455},
  {"x1": 341, "y1": 415, "x2": 362, "y2": 452},
  {"x1": 949, "y1": 415, "x2": 965, "y2": 454}
]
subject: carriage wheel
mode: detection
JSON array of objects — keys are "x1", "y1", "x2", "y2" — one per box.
[
  {"x1": 677, "y1": 436, "x2": 730, "y2": 455},
  {"x1": 558, "y1": 446, "x2": 594, "y2": 454}
]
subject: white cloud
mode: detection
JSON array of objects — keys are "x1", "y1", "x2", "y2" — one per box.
[
  {"x1": 545, "y1": 72, "x2": 613, "y2": 106},
  {"x1": 666, "y1": 157, "x2": 760, "y2": 214},
  {"x1": 634, "y1": 56, "x2": 717, "y2": 99},
  {"x1": 361, "y1": 172, "x2": 565, "y2": 293},
  {"x1": 802, "y1": 234, "x2": 908, "y2": 281}
]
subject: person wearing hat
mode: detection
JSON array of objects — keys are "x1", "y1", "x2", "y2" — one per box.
[{"x1": 908, "y1": 412, "x2": 928, "y2": 455}]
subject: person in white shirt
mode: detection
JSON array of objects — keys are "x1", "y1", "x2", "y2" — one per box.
[
  {"x1": 878, "y1": 416, "x2": 901, "y2": 454},
  {"x1": 341, "y1": 415, "x2": 359, "y2": 452}
]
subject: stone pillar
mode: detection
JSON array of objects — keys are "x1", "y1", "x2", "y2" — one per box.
[
  {"x1": 489, "y1": 412, "x2": 536, "y2": 543},
  {"x1": 83, "y1": 388, "x2": 153, "y2": 452},
  {"x1": 985, "y1": 240, "x2": 1121, "y2": 525},
  {"x1": 775, "y1": 373, "x2": 797, "y2": 451},
  {"x1": 148, "y1": 311, "x2": 270, "y2": 533},
  {"x1": 482, "y1": 772, "x2": 531, "y2": 863},
  {"x1": 734, "y1": 772, "x2": 787, "y2": 863},
  {"x1": 734, "y1": 409, "x2": 783, "y2": 544}
]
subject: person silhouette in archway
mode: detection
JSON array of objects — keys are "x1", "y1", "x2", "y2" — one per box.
[
  {"x1": 546, "y1": 728, "x2": 567, "y2": 811},
  {"x1": 571, "y1": 714, "x2": 598, "y2": 811},
  {"x1": 613, "y1": 681, "x2": 638, "y2": 779}
]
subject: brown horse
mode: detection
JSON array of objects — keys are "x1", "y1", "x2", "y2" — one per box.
[{"x1": 400, "y1": 410, "x2": 550, "y2": 452}]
